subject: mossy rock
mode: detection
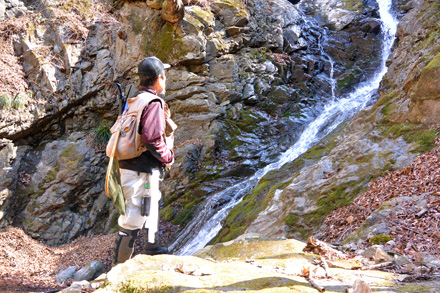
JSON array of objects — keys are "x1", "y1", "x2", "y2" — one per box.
[
  {"x1": 210, "y1": 0, "x2": 249, "y2": 27},
  {"x1": 59, "y1": 145, "x2": 84, "y2": 171},
  {"x1": 412, "y1": 52, "x2": 440, "y2": 100},
  {"x1": 54, "y1": 0, "x2": 95, "y2": 21},
  {"x1": 143, "y1": 18, "x2": 185, "y2": 63},
  {"x1": 195, "y1": 235, "x2": 307, "y2": 261},
  {"x1": 341, "y1": 0, "x2": 363, "y2": 12},
  {"x1": 184, "y1": 6, "x2": 215, "y2": 34},
  {"x1": 112, "y1": 257, "x2": 313, "y2": 292},
  {"x1": 370, "y1": 234, "x2": 392, "y2": 245},
  {"x1": 212, "y1": 174, "x2": 293, "y2": 244},
  {"x1": 380, "y1": 122, "x2": 437, "y2": 153},
  {"x1": 285, "y1": 178, "x2": 367, "y2": 240},
  {"x1": 100, "y1": 235, "x2": 402, "y2": 293},
  {"x1": 143, "y1": 16, "x2": 205, "y2": 65}
]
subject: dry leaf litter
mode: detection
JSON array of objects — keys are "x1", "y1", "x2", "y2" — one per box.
[
  {"x1": 322, "y1": 135, "x2": 440, "y2": 261},
  {"x1": 0, "y1": 220, "x2": 179, "y2": 291}
]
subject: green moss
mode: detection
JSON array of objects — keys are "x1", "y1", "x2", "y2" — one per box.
[
  {"x1": 285, "y1": 215, "x2": 309, "y2": 240},
  {"x1": 397, "y1": 284, "x2": 439, "y2": 292},
  {"x1": 185, "y1": 6, "x2": 215, "y2": 33},
  {"x1": 288, "y1": 179, "x2": 366, "y2": 240},
  {"x1": 26, "y1": 201, "x2": 38, "y2": 214},
  {"x1": 61, "y1": 145, "x2": 76, "y2": 158},
  {"x1": 303, "y1": 136, "x2": 337, "y2": 160},
  {"x1": 168, "y1": 191, "x2": 203, "y2": 226},
  {"x1": 119, "y1": 272, "x2": 171, "y2": 293},
  {"x1": 342, "y1": 0, "x2": 363, "y2": 11},
  {"x1": 413, "y1": 52, "x2": 440, "y2": 100},
  {"x1": 128, "y1": 9, "x2": 146, "y2": 35},
  {"x1": 284, "y1": 158, "x2": 305, "y2": 171},
  {"x1": 382, "y1": 123, "x2": 437, "y2": 153},
  {"x1": 381, "y1": 101, "x2": 397, "y2": 118},
  {"x1": 213, "y1": 178, "x2": 293, "y2": 244},
  {"x1": 46, "y1": 167, "x2": 58, "y2": 182},
  {"x1": 220, "y1": 107, "x2": 267, "y2": 161},
  {"x1": 25, "y1": 185, "x2": 35, "y2": 196},
  {"x1": 415, "y1": 30, "x2": 440, "y2": 51},
  {"x1": 337, "y1": 72, "x2": 356, "y2": 91},
  {"x1": 249, "y1": 47, "x2": 270, "y2": 62},
  {"x1": 375, "y1": 90, "x2": 438, "y2": 154},
  {"x1": 191, "y1": 6, "x2": 215, "y2": 24},
  {"x1": 370, "y1": 234, "x2": 392, "y2": 245},
  {"x1": 23, "y1": 217, "x2": 37, "y2": 228},
  {"x1": 236, "y1": 108, "x2": 264, "y2": 133},
  {"x1": 59, "y1": 145, "x2": 84, "y2": 170},
  {"x1": 144, "y1": 19, "x2": 185, "y2": 64},
  {"x1": 160, "y1": 205, "x2": 174, "y2": 221},
  {"x1": 108, "y1": 209, "x2": 120, "y2": 231},
  {"x1": 11, "y1": 92, "x2": 28, "y2": 109},
  {"x1": 285, "y1": 213, "x2": 298, "y2": 227}
]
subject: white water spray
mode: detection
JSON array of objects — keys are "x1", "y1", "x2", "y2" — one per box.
[{"x1": 171, "y1": 0, "x2": 399, "y2": 255}]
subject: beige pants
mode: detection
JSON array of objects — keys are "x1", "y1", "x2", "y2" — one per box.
[{"x1": 118, "y1": 168, "x2": 162, "y2": 243}]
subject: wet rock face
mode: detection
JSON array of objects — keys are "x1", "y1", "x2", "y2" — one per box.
[
  {"x1": 280, "y1": 0, "x2": 382, "y2": 99},
  {"x1": 227, "y1": 0, "x2": 440, "y2": 247}
]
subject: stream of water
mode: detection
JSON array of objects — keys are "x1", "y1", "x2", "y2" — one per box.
[{"x1": 170, "y1": 0, "x2": 399, "y2": 255}]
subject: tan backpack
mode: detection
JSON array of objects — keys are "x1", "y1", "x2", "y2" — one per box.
[{"x1": 106, "y1": 92, "x2": 176, "y2": 160}]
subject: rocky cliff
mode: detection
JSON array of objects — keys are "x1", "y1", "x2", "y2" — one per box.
[
  {"x1": 0, "y1": 0, "x2": 433, "y2": 257},
  {"x1": 217, "y1": 0, "x2": 440, "y2": 249}
]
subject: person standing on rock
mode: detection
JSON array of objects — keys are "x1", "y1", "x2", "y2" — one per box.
[{"x1": 113, "y1": 56, "x2": 175, "y2": 265}]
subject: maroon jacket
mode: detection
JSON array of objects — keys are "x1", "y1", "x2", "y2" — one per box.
[{"x1": 118, "y1": 87, "x2": 174, "y2": 173}]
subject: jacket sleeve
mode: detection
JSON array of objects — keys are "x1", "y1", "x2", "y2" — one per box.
[{"x1": 140, "y1": 100, "x2": 174, "y2": 164}]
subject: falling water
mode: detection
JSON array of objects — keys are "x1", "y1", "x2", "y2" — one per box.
[{"x1": 170, "y1": 0, "x2": 399, "y2": 255}]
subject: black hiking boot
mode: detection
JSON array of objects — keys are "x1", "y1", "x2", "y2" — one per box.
[
  {"x1": 113, "y1": 228, "x2": 139, "y2": 266},
  {"x1": 142, "y1": 229, "x2": 169, "y2": 255}
]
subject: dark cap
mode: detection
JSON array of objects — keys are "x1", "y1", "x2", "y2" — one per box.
[{"x1": 137, "y1": 56, "x2": 171, "y2": 79}]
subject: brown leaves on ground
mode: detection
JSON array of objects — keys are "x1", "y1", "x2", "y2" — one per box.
[
  {"x1": 0, "y1": 219, "x2": 179, "y2": 291},
  {"x1": 0, "y1": 227, "x2": 116, "y2": 291},
  {"x1": 322, "y1": 136, "x2": 440, "y2": 259},
  {"x1": 0, "y1": 16, "x2": 30, "y2": 97}
]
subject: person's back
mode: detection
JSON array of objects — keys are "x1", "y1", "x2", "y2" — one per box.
[{"x1": 113, "y1": 56, "x2": 175, "y2": 265}]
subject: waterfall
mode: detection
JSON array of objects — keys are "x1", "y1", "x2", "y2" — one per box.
[{"x1": 170, "y1": 0, "x2": 399, "y2": 256}]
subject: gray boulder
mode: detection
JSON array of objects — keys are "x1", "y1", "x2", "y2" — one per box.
[
  {"x1": 55, "y1": 266, "x2": 77, "y2": 284},
  {"x1": 73, "y1": 260, "x2": 104, "y2": 282},
  {"x1": 414, "y1": 253, "x2": 440, "y2": 269}
]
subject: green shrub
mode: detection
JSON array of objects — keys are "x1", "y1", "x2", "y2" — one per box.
[
  {"x1": 0, "y1": 94, "x2": 11, "y2": 109},
  {"x1": 94, "y1": 124, "x2": 111, "y2": 144},
  {"x1": 11, "y1": 92, "x2": 28, "y2": 109},
  {"x1": 0, "y1": 92, "x2": 30, "y2": 110}
]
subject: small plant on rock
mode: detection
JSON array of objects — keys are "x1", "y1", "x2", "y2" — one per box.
[
  {"x1": 94, "y1": 124, "x2": 111, "y2": 145},
  {"x1": 11, "y1": 92, "x2": 29, "y2": 109},
  {"x1": 370, "y1": 234, "x2": 392, "y2": 245},
  {"x1": 0, "y1": 94, "x2": 11, "y2": 109}
]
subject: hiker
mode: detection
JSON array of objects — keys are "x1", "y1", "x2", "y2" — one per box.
[{"x1": 113, "y1": 56, "x2": 175, "y2": 265}]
